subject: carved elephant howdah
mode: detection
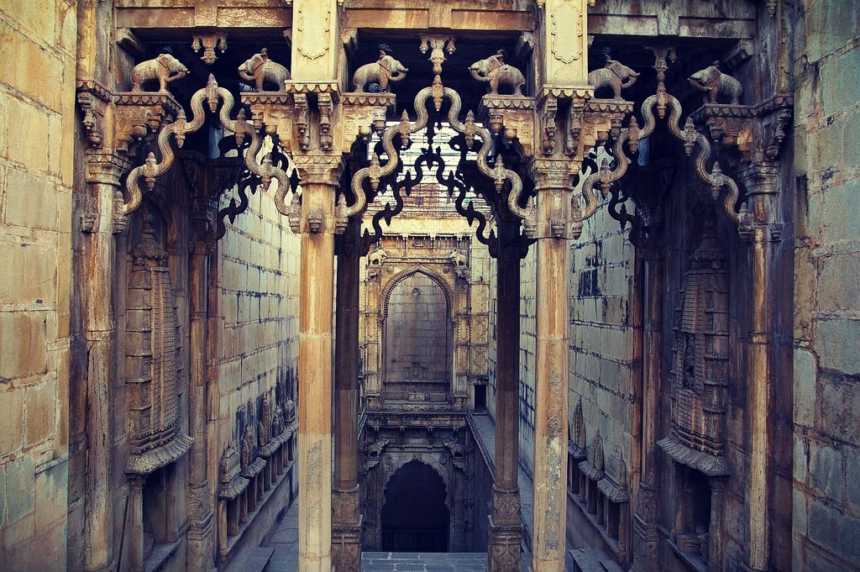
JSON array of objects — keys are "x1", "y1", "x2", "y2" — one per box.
[
  {"x1": 470, "y1": 50, "x2": 526, "y2": 96},
  {"x1": 588, "y1": 59, "x2": 639, "y2": 99},
  {"x1": 131, "y1": 53, "x2": 189, "y2": 93},
  {"x1": 352, "y1": 45, "x2": 409, "y2": 93},
  {"x1": 688, "y1": 63, "x2": 743, "y2": 105},
  {"x1": 238, "y1": 48, "x2": 290, "y2": 92}
]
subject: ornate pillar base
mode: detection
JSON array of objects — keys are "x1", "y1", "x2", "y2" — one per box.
[
  {"x1": 332, "y1": 485, "x2": 363, "y2": 572},
  {"x1": 488, "y1": 486, "x2": 523, "y2": 572}
]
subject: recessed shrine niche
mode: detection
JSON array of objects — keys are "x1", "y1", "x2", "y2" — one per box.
[
  {"x1": 383, "y1": 271, "x2": 452, "y2": 402},
  {"x1": 658, "y1": 213, "x2": 731, "y2": 568}
]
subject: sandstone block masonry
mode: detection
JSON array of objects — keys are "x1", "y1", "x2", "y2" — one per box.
[
  {"x1": 0, "y1": 1, "x2": 77, "y2": 570},
  {"x1": 792, "y1": 2, "x2": 860, "y2": 570}
]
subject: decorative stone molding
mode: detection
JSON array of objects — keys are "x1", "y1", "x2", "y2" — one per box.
[{"x1": 192, "y1": 32, "x2": 227, "y2": 65}]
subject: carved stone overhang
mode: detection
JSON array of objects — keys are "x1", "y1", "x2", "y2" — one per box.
[
  {"x1": 365, "y1": 410, "x2": 468, "y2": 433},
  {"x1": 241, "y1": 457, "x2": 267, "y2": 479},
  {"x1": 218, "y1": 445, "x2": 250, "y2": 500},
  {"x1": 479, "y1": 94, "x2": 535, "y2": 156},
  {"x1": 689, "y1": 94, "x2": 793, "y2": 158},
  {"x1": 578, "y1": 459, "x2": 603, "y2": 481},
  {"x1": 127, "y1": 434, "x2": 194, "y2": 476},
  {"x1": 114, "y1": 91, "x2": 183, "y2": 153},
  {"x1": 597, "y1": 476, "x2": 629, "y2": 503},
  {"x1": 657, "y1": 435, "x2": 729, "y2": 478}
]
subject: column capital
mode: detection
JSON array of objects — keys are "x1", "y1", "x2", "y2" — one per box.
[
  {"x1": 293, "y1": 154, "x2": 345, "y2": 187},
  {"x1": 736, "y1": 160, "x2": 782, "y2": 243}
]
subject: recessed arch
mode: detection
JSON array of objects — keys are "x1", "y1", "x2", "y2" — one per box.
[
  {"x1": 381, "y1": 460, "x2": 450, "y2": 552},
  {"x1": 380, "y1": 268, "x2": 454, "y2": 400}
]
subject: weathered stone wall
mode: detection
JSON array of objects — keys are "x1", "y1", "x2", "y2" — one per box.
[
  {"x1": 215, "y1": 189, "x2": 300, "y2": 461},
  {"x1": 0, "y1": 2, "x2": 76, "y2": 569},
  {"x1": 792, "y1": 2, "x2": 860, "y2": 569},
  {"x1": 568, "y1": 201, "x2": 636, "y2": 495}
]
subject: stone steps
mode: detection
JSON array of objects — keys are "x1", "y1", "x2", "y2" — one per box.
[{"x1": 361, "y1": 552, "x2": 488, "y2": 571}]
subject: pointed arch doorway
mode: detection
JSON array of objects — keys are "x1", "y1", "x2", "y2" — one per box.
[{"x1": 380, "y1": 460, "x2": 450, "y2": 552}]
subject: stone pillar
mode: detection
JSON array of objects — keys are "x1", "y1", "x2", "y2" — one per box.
[
  {"x1": 127, "y1": 476, "x2": 145, "y2": 572},
  {"x1": 631, "y1": 247, "x2": 663, "y2": 572},
  {"x1": 738, "y1": 162, "x2": 781, "y2": 572},
  {"x1": 530, "y1": 161, "x2": 573, "y2": 572},
  {"x1": 489, "y1": 221, "x2": 523, "y2": 571},
  {"x1": 81, "y1": 152, "x2": 127, "y2": 571},
  {"x1": 187, "y1": 233, "x2": 215, "y2": 570},
  {"x1": 296, "y1": 164, "x2": 341, "y2": 572},
  {"x1": 332, "y1": 217, "x2": 363, "y2": 571}
]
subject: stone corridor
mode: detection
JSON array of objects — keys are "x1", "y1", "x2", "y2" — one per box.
[{"x1": 1, "y1": 1, "x2": 859, "y2": 572}]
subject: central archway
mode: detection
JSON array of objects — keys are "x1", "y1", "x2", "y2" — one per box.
[{"x1": 381, "y1": 460, "x2": 450, "y2": 552}]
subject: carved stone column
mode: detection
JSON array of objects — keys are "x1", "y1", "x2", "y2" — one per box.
[
  {"x1": 332, "y1": 217, "x2": 363, "y2": 571},
  {"x1": 127, "y1": 476, "x2": 145, "y2": 572},
  {"x1": 631, "y1": 245, "x2": 663, "y2": 572},
  {"x1": 530, "y1": 159, "x2": 574, "y2": 572},
  {"x1": 738, "y1": 161, "x2": 781, "y2": 572},
  {"x1": 488, "y1": 220, "x2": 523, "y2": 571},
  {"x1": 296, "y1": 157, "x2": 342, "y2": 572},
  {"x1": 187, "y1": 220, "x2": 215, "y2": 570},
  {"x1": 81, "y1": 151, "x2": 128, "y2": 572}
]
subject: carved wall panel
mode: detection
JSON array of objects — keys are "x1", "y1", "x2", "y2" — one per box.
[{"x1": 125, "y1": 206, "x2": 192, "y2": 476}]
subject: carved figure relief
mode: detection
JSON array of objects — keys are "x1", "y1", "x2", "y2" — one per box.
[
  {"x1": 588, "y1": 59, "x2": 640, "y2": 99},
  {"x1": 238, "y1": 49, "x2": 290, "y2": 92},
  {"x1": 352, "y1": 44, "x2": 409, "y2": 93},
  {"x1": 240, "y1": 424, "x2": 256, "y2": 471},
  {"x1": 688, "y1": 63, "x2": 743, "y2": 105},
  {"x1": 131, "y1": 53, "x2": 189, "y2": 93},
  {"x1": 258, "y1": 393, "x2": 273, "y2": 446},
  {"x1": 469, "y1": 50, "x2": 526, "y2": 95}
]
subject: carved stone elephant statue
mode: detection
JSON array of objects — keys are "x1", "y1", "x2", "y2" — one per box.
[
  {"x1": 688, "y1": 63, "x2": 743, "y2": 104},
  {"x1": 352, "y1": 54, "x2": 409, "y2": 93},
  {"x1": 131, "y1": 53, "x2": 189, "y2": 93},
  {"x1": 469, "y1": 51, "x2": 526, "y2": 96},
  {"x1": 238, "y1": 49, "x2": 290, "y2": 92},
  {"x1": 587, "y1": 59, "x2": 640, "y2": 99}
]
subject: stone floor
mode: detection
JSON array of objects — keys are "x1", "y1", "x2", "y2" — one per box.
[
  {"x1": 262, "y1": 500, "x2": 299, "y2": 571},
  {"x1": 361, "y1": 552, "x2": 488, "y2": 571}
]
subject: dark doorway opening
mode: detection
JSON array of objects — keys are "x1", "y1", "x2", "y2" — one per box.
[{"x1": 381, "y1": 460, "x2": 450, "y2": 552}]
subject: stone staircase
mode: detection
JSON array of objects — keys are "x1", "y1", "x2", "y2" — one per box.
[{"x1": 361, "y1": 552, "x2": 488, "y2": 571}]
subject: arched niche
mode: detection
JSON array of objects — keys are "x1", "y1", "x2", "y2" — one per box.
[{"x1": 381, "y1": 268, "x2": 454, "y2": 402}]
